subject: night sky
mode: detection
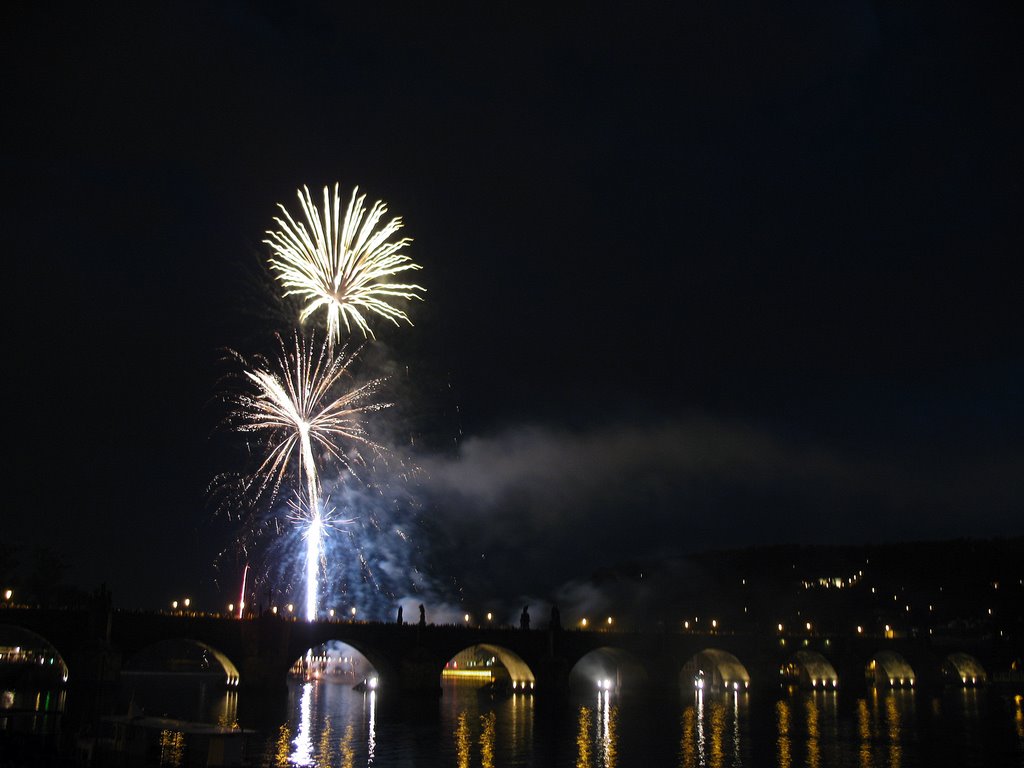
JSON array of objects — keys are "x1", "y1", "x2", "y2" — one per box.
[{"x1": 4, "y1": 3, "x2": 1021, "y2": 615}]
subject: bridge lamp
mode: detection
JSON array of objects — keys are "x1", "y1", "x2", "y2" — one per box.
[
  {"x1": 464, "y1": 613, "x2": 470, "y2": 623},
  {"x1": 607, "y1": 617, "x2": 613, "y2": 626},
  {"x1": 683, "y1": 620, "x2": 689, "y2": 630},
  {"x1": 486, "y1": 612, "x2": 493, "y2": 622},
  {"x1": 329, "y1": 609, "x2": 335, "y2": 618},
  {"x1": 287, "y1": 604, "x2": 294, "y2": 613},
  {"x1": 856, "y1": 625, "x2": 863, "y2": 634},
  {"x1": 581, "y1": 618, "x2": 588, "y2": 628},
  {"x1": 228, "y1": 603, "x2": 234, "y2": 613},
  {"x1": 711, "y1": 619, "x2": 718, "y2": 630},
  {"x1": 272, "y1": 606, "x2": 278, "y2": 614},
  {"x1": 351, "y1": 607, "x2": 357, "y2": 617},
  {"x1": 3, "y1": 589, "x2": 11, "y2": 601},
  {"x1": 183, "y1": 598, "x2": 191, "y2": 608},
  {"x1": 172, "y1": 600, "x2": 178, "y2": 610}
]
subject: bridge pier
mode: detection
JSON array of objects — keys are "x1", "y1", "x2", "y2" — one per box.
[
  {"x1": 236, "y1": 615, "x2": 293, "y2": 694},
  {"x1": 396, "y1": 650, "x2": 443, "y2": 696}
]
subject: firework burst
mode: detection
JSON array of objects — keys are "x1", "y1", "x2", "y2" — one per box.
[
  {"x1": 228, "y1": 333, "x2": 389, "y2": 620},
  {"x1": 265, "y1": 184, "x2": 425, "y2": 343}
]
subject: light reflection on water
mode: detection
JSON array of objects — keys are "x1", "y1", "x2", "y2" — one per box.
[
  {"x1": 576, "y1": 690, "x2": 619, "y2": 768},
  {"x1": 677, "y1": 689, "x2": 747, "y2": 768},
  {"x1": 6, "y1": 674, "x2": 1017, "y2": 767},
  {"x1": 0, "y1": 687, "x2": 65, "y2": 735}
]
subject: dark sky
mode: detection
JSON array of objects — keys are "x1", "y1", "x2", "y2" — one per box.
[{"x1": 3, "y1": 2, "x2": 1021, "y2": 615}]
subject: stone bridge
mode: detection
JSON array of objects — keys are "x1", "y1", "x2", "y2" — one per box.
[{"x1": 1, "y1": 606, "x2": 1013, "y2": 697}]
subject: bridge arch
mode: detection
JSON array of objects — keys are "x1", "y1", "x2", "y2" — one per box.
[
  {"x1": 123, "y1": 638, "x2": 240, "y2": 687},
  {"x1": 941, "y1": 652, "x2": 986, "y2": 686},
  {"x1": 681, "y1": 648, "x2": 750, "y2": 693},
  {"x1": 569, "y1": 646, "x2": 648, "y2": 694},
  {"x1": 442, "y1": 643, "x2": 536, "y2": 691},
  {"x1": 0, "y1": 624, "x2": 69, "y2": 685},
  {"x1": 865, "y1": 650, "x2": 915, "y2": 688},
  {"x1": 288, "y1": 639, "x2": 387, "y2": 690},
  {"x1": 780, "y1": 650, "x2": 838, "y2": 690}
]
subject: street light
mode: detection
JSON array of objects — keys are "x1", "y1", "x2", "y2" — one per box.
[
  {"x1": 581, "y1": 618, "x2": 588, "y2": 628},
  {"x1": 183, "y1": 598, "x2": 191, "y2": 609},
  {"x1": 3, "y1": 589, "x2": 12, "y2": 601}
]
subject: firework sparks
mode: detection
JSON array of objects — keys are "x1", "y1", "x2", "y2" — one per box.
[
  {"x1": 230, "y1": 334, "x2": 389, "y2": 620},
  {"x1": 265, "y1": 184, "x2": 425, "y2": 343}
]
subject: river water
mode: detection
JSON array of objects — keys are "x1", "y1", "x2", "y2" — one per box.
[
  {"x1": 94, "y1": 676, "x2": 1024, "y2": 767},
  {"x1": 4, "y1": 677, "x2": 1024, "y2": 766}
]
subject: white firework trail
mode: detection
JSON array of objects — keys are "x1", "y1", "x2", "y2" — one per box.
[{"x1": 230, "y1": 333, "x2": 389, "y2": 620}]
